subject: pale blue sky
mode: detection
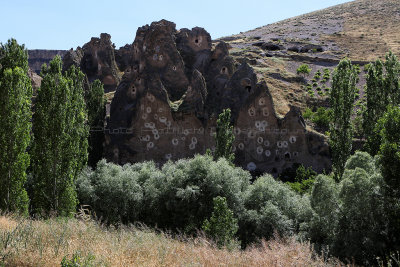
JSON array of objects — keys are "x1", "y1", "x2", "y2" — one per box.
[{"x1": 0, "y1": 0, "x2": 352, "y2": 50}]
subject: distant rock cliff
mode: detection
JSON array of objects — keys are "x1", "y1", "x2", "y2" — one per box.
[{"x1": 28, "y1": 50, "x2": 67, "y2": 74}]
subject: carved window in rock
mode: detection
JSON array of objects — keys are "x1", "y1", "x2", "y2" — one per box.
[
  {"x1": 248, "y1": 107, "x2": 256, "y2": 117},
  {"x1": 247, "y1": 162, "x2": 256, "y2": 171}
]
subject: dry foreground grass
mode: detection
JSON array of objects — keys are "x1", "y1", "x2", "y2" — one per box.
[{"x1": 0, "y1": 214, "x2": 347, "y2": 267}]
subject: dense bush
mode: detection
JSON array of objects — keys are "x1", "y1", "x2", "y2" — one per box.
[
  {"x1": 310, "y1": 151, "x2": 389, "y2": 264},
  {"x1": 77, "y1": 155, "x2": 250, "y2": 232},
  {"x1": 77, "y1": 151, "x2": 397, "y2": 264},
  {"x1": 239, "y1": 174, "x2": 313, "y2": 245},
  {"x1": 76, "y1": 155, "x2": 312, "y2": 246}
]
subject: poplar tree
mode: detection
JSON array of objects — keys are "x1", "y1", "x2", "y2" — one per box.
[
  {"x1": 363, "y1": 52, "x2": 400, "y2": 155},
  {"x1": 31, "y1": 56, "x2": 88, "y2": 216},
  {"x1": 0, "y1": 39, "x2": 31, "y2": 214},
  {"x1": 214, "y1": 108, "x2": 235, "y2": 163},
  {"x1": 86, "y1": 79, "x2": 105, "y2": 167},
  {"x1": 329, "y1": 58, "x2": 357, "y2": 181}
]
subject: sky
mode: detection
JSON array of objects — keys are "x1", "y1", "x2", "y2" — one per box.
[{"x1": 0, "y1": 0, "x2": 352, "y2": 50}]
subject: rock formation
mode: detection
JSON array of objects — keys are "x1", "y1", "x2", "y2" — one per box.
[
  {"x1": 28, "y1": 50, "x2": 67, "y2": 73},
  {"x1": 63, "y1": 33, "x2": 121, "y2": 93},
  {"x1": 104, "y1": 20, "x2": 331, "y2": 174}
]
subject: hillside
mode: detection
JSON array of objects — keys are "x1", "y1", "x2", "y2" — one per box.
[{"x1": 219, "y1": 0, "x2": 400, "y2": 115}]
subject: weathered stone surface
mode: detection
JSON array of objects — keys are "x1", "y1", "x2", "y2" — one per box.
[
  {"x1": 63, "y1": 33, "x2": 121, "y2": 92},
  {"x1": 28, "y1": 50, "x2": 67, "y2": 73},
  {"x1": 261, "y1": 42, "x2": 284, "y2": 51},
  {"x1": 300, "y1": 44, "x2": 324, "y2": 53},
  {"x1": 104, "y1": 20, "x2": 331, "y2": 174},
  {"x1": 28, "y1": 69, "x2": 42, "y2": 90}
]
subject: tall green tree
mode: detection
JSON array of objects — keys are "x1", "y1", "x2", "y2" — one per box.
[
  {"x1": 86, "y1": 79, "x2": 105, "y2": 167},
  {"x1": 31, "y1": 56, "x2": 88, "y2": 216},
  {"x1": 202, "y1": 196, "x2": 238, "y2": 248},
  {"x1": 329, "y1": 58, "x2": 357, "y2": 181},
  {"x1": 0, "y1": 39, "x2": 31, "y2": 214},
  {"x1": 214, "y1": 108, "x2": 235, "y2": 163},
  {"x1": 378, "y1": 105, "x2": 400, "y2": 256},
  {"x1": 363, "y1": 52, "x2": 400, "y2": 155},
  {"x1": 379, "y1": 105, "x2": 400, "y2": 197},
  {"x1": 384, "y1": 51, "x2": 400, "y2": 105}
]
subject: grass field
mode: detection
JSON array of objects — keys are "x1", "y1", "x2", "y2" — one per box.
[{"x1": 0, "y1": 214, "x2": 345, "y2": 267}]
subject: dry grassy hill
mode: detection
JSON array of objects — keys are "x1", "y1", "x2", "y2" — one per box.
[{"x1": 219, "y1": 0, "x2": 400, "y2": 115}]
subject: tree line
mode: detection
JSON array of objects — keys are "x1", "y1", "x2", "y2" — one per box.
[{"x1": 0, "y1": 39, "x2": 105, "y2": 216}]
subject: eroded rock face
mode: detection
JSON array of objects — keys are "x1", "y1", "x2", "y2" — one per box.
[
  {"x1": 104, "y1": 20, "x2": 331, "y2": 174},
  {"x1": 63, "y1": 33, "x2": 121, "y2": 92}
]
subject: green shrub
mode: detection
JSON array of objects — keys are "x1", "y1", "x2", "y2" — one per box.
[
  {"x1": 297, "y1": 64, "x2": 311, "y2": 77},
  {"x1": 202, "y1": 196, "x2": 239, "y2": 248},
  {"x1": 286, "y1": 165, "x2": 317, "y2": 195},
  {"x1": 240, "y1": 174, "x2": 312, "y2": 245},
  {"x1": 77, "y1": 155, "x2": 250, "y2": 233},
  {"x1": 312, "y1": 107, "x2": 332, "y2": 129},
  {"x1": 310, "y1": 152, "x2": 389, "y2": 265},
  {"x1": 76, "y1": 160, "x2": 147, "y2": 225},
  {"x1": 323, "y1": 68, "x2": 331, "y2": 80},
  {"x1": 314, "y1": 70, "x2": 321, "y2": 80},
  {"x1": 302, "y1": 107, "x2": 313, "y2": 120}
]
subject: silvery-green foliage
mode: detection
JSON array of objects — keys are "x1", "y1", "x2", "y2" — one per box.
[
  {"x1": 334, "y1": 166, "x2": 387, "y2": 263},
  {"x1": 310, "y1": 151, "x2": 388, "y2": 264},
  {"x1": 310, "y1": 174, "x2": 340, "y2": 246},
  {"x1": 76, "y1": 159, "x2": 146, "y2": 224},
  {"x1": 77, "y1": 155, "x2": 250, "y2": 233},
  {"x1": 147, "y1": 155, "x2": 250, "y2": 232},
  {"x1": 240, "y1": 174, "x2": 313, "y2": 244}
]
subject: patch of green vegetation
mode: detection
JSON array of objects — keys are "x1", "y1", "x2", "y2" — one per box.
[
  {"x1": 314, "y1": 70, "x2": 321, "y2": 80},
  {"x1": 303, "y1": 107, "x2": 313, "y2": 119},
  {"x1": 168, "y1": 98, "x2": 184, "y2": 112},
  {"x1": 323, "y1": 68, "x2": 330, "y2": 80},
  {"x1": 297, "y1": 64, "x2": 311, "y2": 78}
]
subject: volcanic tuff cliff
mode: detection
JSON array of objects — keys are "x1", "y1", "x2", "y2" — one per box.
[{"x1": 101, "y1": 20, "x2": 331, "y2": 174}]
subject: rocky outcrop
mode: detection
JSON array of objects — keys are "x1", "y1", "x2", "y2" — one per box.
[
  {"x1": 28, "y1": 50, "x2": 67, "y2": 73},
  {"x1": 63, "y1": 33, "x2": 121, "y2": 92},
  {"x1": 104, "y1": 20, "x2": 331, "y2": 174},
  {"x1": 28, "y1": 69, "x2": 42, "y2": 90}
]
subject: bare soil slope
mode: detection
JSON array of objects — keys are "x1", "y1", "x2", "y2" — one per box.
[{"x1": 219, "y1": 0, "x2": 400, "y2": 115}]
